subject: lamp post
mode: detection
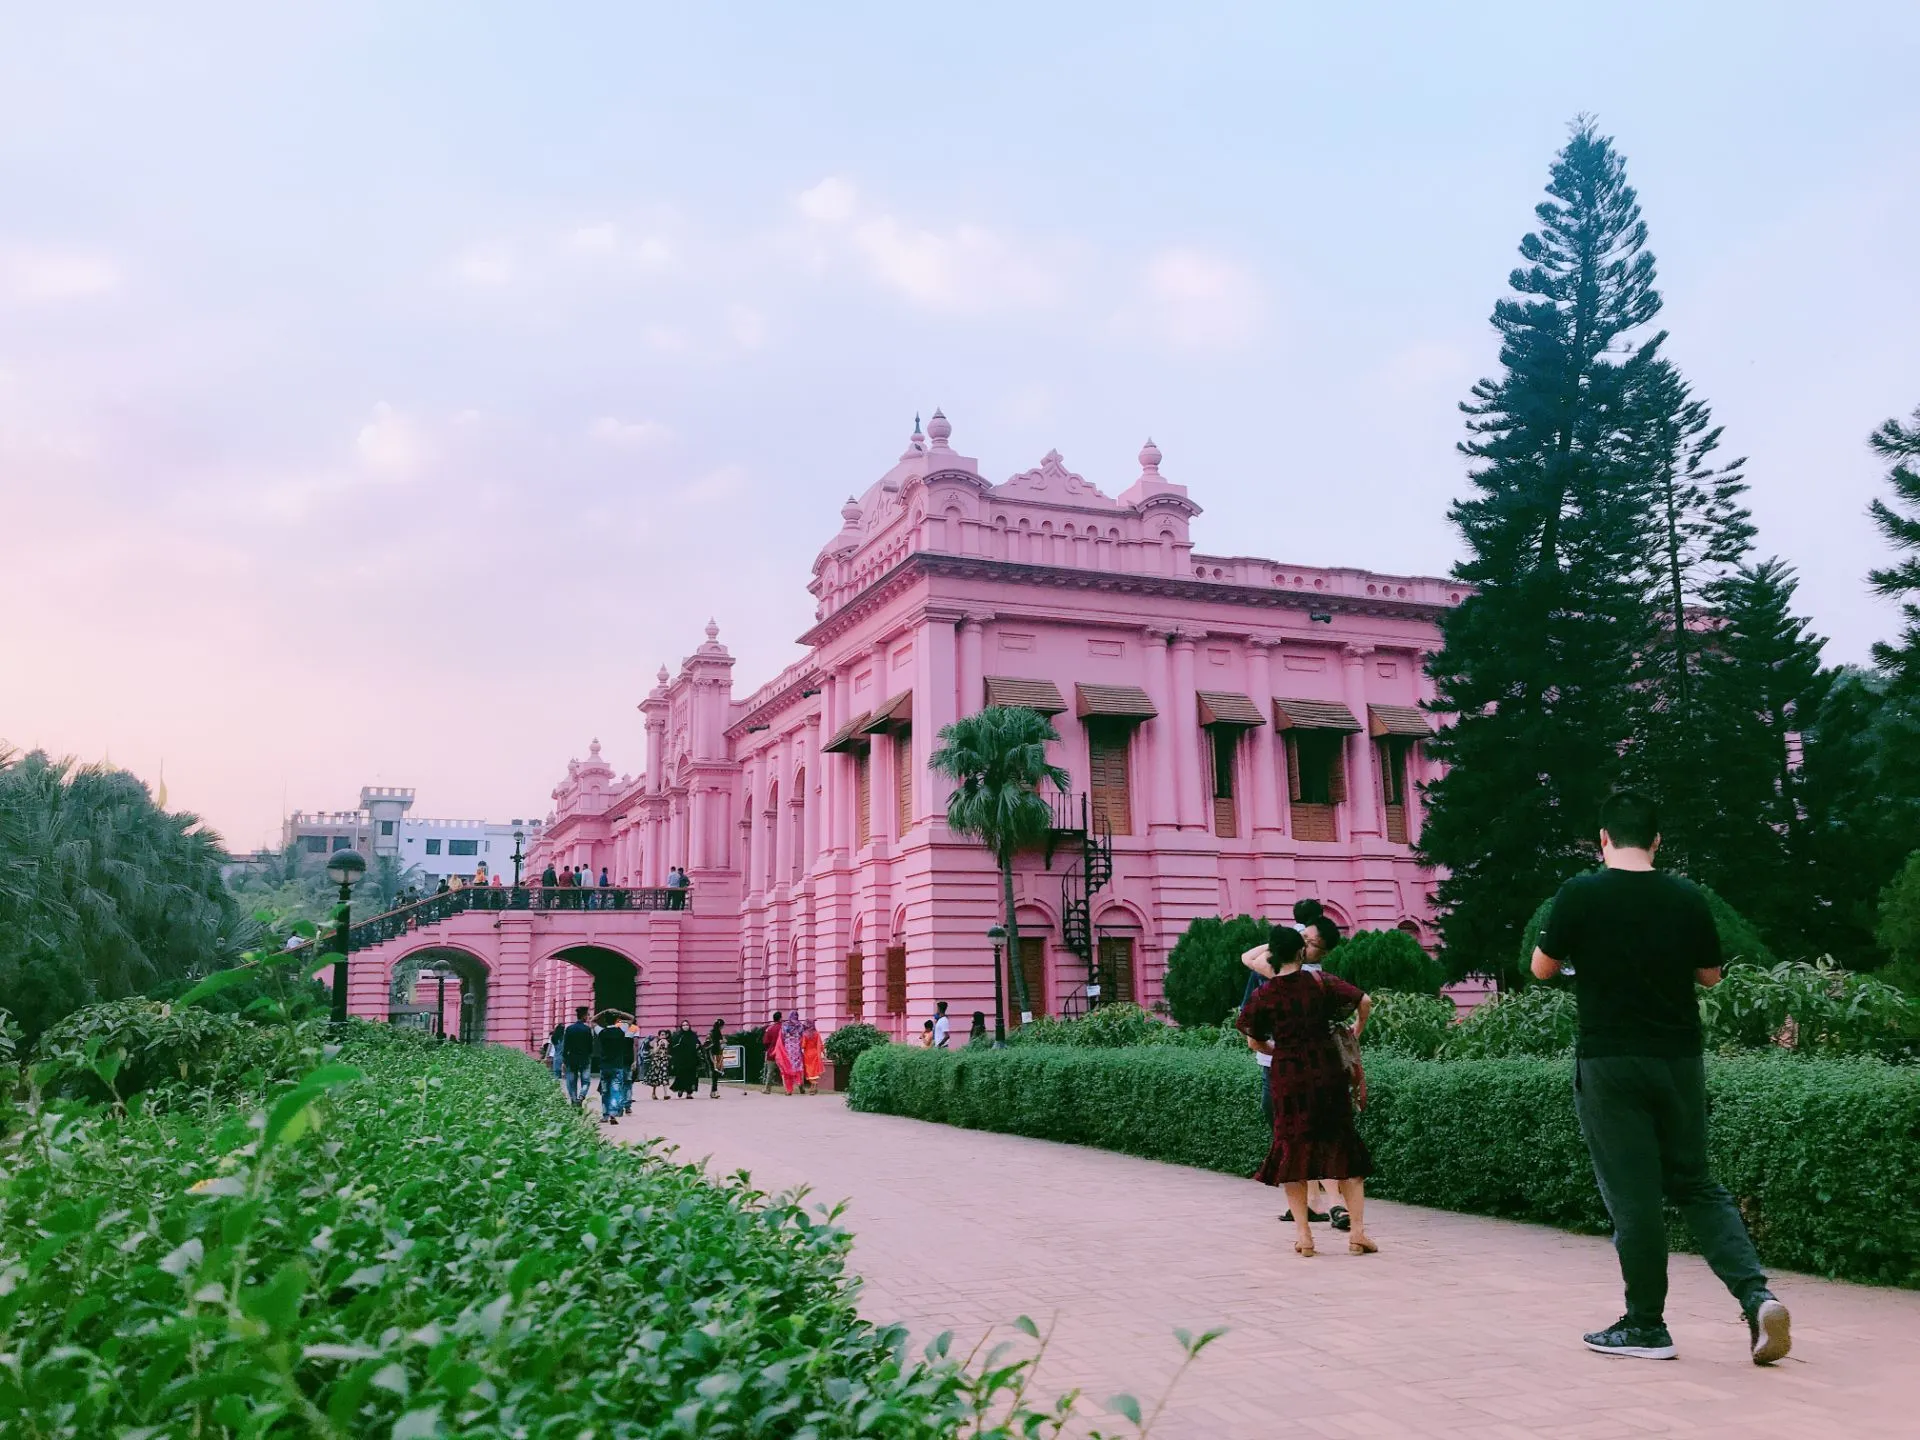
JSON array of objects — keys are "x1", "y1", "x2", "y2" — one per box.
[
  {"x1": 325, "y1": 849, "x2": 367, "y2": 1024},
  {"x1": 418, "y1": 965, "x2": 452, "y2": 1039},
  {"x1": 986, "y1": 923, "x2": 1007, "y2": 1048},
  {"x1": 511, "y1": 829, "x2": 526, "y2": 887}
]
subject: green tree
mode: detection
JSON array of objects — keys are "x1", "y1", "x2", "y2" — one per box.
[
  {"x1": 1324, "y1": 928, "x2": 1446, "y2": 995},
  {"x1": 0, "y1": 746, "x2": 250, "y2": 1041},
  {"x1": 1877, "y1": 852, "x2": 1920, "y2": 994},
  {"x1": 1421, "y1": 117, "x2": 1664, "y2": 984},
  {"x1": 927, "y1": 707, "x2": 1070, "y2": 1019},
  {"x1": 1162, "y1": 914, "x2": 1270, "y2": 1026},
  {"x1": 1685, "y1": 560, "x2": 1830, "y2": 950},
  {"x1": 1867, "y1": 403, "x2": 1920, "y2": 692}
]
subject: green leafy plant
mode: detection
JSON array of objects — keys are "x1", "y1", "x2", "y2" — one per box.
[
  {"x1": 1362, "y1": 992, "x2": 1458, "y2": 1059},
  {"x1": 30, "y1": 997, "x2": 322, "y2": 1104},
  {"x1": 929, "y1": 707, "x2": 1072, "y2": 1019},
  {"x1": 849, "y1": 1043, "x2": 1920, "y2": 1287},
  {"x1": 1325, "y1": 929, "x2": 1447, "y2": 995},
  {"x1": 1698, "y1": 958, "x2": 1920, "y2": 1059},
  {"x1": 824, "y1": 1021, "x2": 890, "y2": 1069},
  {"x1": 1438, "y1": 986, "x2": 1577, "y2": 1059},
  {"x1": 1161, "y1": 915, "x2": 1270, "y2": 1027},
  {"x1": 1878, "y1": 850, "x2": 1920, "y2": 994}
]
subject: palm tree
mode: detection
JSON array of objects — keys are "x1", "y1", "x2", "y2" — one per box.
[{"x1": 928, "y1": 707, "x2": 1071, "y2": 1020}]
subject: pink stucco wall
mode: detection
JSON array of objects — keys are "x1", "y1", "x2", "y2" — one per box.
[{"x1": 353, "y1": 413, "x2": 1458, "y2": 1047}]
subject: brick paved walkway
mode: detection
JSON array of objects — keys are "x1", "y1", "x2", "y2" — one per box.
[{"x1": 619, "y1": 1089, "x2": 1917, "y2": 1438}]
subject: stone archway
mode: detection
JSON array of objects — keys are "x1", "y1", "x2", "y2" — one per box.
[
  {"x1": 547, "y1": 944, "x2": 644, "y2": 1023},
  {"x1": 390, "y1": 945, "x2": 493, "y2": 1042}
]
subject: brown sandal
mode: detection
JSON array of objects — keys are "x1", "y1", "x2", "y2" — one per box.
[
  {"x1": 1294, "y1": 1239, "x2": 1316, "y2": 1258},
  {"x1": 1348, "y1": 1236, "x2": 1378, "y2": 1255}
]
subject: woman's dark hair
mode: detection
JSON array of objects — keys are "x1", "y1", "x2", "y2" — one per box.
[
  {"x1": 1267, "y1": 925, "x2": 1307, "y2": 966},
  {"x1": 1291, "y1": 898, "x2": 1325, "y2": 926}
]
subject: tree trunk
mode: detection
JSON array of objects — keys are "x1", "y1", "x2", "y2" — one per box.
[{"x1": 1001, "y1": 855, "x2": 1031, "y2": 1019}]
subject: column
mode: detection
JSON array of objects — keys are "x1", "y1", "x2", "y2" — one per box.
[
  {"x1": 817, "y1": 673, "x2": 839, "y2": 867},
  {"x1": 645, "y1": 713, "x2": 666, "y2": 793},
  {"x1": 868, "y1": 641, "x2": 894, "y2": 846},
  {"x1": 1246, "y1": 634, "x2": 1283, "y2": 835},
  {"x1": 917, "y1": 613, "x2": 959, "y2": 824},
  {"x1": 957, "y1": 610, "x2": 990, "y2": 716},
  {"x1": 773, "y1": 736, "x2": 795, "y2": 887},
  {"x1": 1343, "y1": 644, "x2": 1380, "y2": 839},
  {"x1": 1170, "y1": 627, "x2": 1206, "y2": 830},
  {"x1": 1141, "y1": 628, "x2": 1179, "y2": 832},
  {"x1": 1407, "y1": 647, "x2": 1436, "y2": 842}
]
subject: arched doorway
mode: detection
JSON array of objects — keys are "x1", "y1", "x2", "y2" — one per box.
[
  {"x1": 389, "y1": 946, "x2": 492, "y2": 1042},
  {"x1": 550, "y1": 944, "x2": 643, "y2": 1022}
]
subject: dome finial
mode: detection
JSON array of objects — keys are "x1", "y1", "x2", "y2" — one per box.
[
  {"x1": 705, "y1": 617, "x2": 720, "y2": 642},
  {"x1": 1139, "y1": 437, "x2": 1163, "y2": 474},
  {"x1": 927, "y1": 407, "x2": 952, "y2": 448},
  {"x1": 657, "y1": 664, "x2": 670, "y2": 685}
]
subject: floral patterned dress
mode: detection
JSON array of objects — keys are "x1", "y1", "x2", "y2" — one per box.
[{"x1": 1235, "y1": 970, "x2": 1373, "y2": 1185}]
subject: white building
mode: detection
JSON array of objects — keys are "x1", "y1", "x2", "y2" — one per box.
[{"x1": 284, "y1": 786, "x2": 543, "y2": 888}]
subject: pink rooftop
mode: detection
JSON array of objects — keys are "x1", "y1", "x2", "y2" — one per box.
[{"x1": 346, "y1": 413, "x2": 1461, "y2": 1045}]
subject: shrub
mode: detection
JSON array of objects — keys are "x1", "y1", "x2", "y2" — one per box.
[
  {"x1": 1438, "y1": 986, "x2": 1577, "y2": 1059},
  {"x1": 1325, "y1": 929, "x2": 1446, "y2": 995},
  {"x1": 1161, "y1": 914, "x2": 1269, "y2": 1026},
  {"x1": 1006, "y1": 1002, "x2": 1168, "y2": 1048},
  {"x1": 30, "y1": 998, "x2": 321, "y2": 1103},
  {"x1": 824, "y1": 1021, "x2": 890, "y2": 1069},
  {"x1": 1362, "y1": 991, "x2": 1457, "y2": 1059},
  {"x1": 849, "y1": 1044, "x2": 1920, "y2": 1288},
  {"x1": 1877, "y1": 850, "x2": 1920, "y2": 992},
  {"x1": 1698, "y1": 959, "x2": 1920, "y2": 1060},
  {"x1": 0, "y1": 1033, "x2": 1008, "y2": 1436},
  {"x1": 1519, "y1": 878, "x2": 1777, "y2": 979}
]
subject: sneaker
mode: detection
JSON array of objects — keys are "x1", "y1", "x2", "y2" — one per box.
[
  {"x1": 1582, "y1": 1318, "x2": 1677, "y2": 1360},
  {"x1": 1329, "y1": 1205, "x2": 1351, "y2": 1232},
  {"x1": 1746, "y1": 1295, "x2": 1791, "y2": 1365}
]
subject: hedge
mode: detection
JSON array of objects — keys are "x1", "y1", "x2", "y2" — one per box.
[
  {"x1": 1, "y1": 1026, "x2": 1003, "y2": 1437},
  {"x1": 848, "y1": 1044, "x2": 1920, "y2": 1288}
]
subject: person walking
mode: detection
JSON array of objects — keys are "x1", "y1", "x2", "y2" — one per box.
[
  {"x1": 800, "y1": 1019, "x2": 824, "y2": 1094},
  {"x1": 707, "y1": 1018, "x2": 727, "y2": 1097},
  {"x1": 560, "y1": 1006, "x2": 596, "y2": 1108},
  {"x1": 759, "y1": 1011, "x2": 785, "y2": 1093},
  {"x1": 1533, "y1": 788, "x2": 1790, "y2": 1365},
  {"x1": 932, "y1": 1000, "x2": 952, "y2": 1049},
  {"x1": 668, "y1": 1021, "x2": 702, "y2": 1098},
  {"x1": 968, "y1": 1011, "x2": 988, "y2": 1046},
  {"x1": 775, "y1": 1012, "x2": 805, "y2": 1095},
  {"x1": 595, "y1": 1016, "x2": 634, "y2": 1124},
  {"x1": 916, "y1": 1020, "x2": 936, "y2": 1048},
  {"x1": 1236, "y1": 926, "x2": 1376, "y2": 1258},
  {"x1": 643, "y1": 1028, "x2": 671, "y2": 1099},
  {"x1": 548, "y1": 1018, "x2": 567, "y2": 1081}
]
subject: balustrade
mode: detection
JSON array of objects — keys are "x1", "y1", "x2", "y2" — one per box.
[{"x1": 337, "y1": 885, "x2": 691, "y2": 953}]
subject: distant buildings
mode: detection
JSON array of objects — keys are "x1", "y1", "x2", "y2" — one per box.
[{"x1": 283, "y1": 786, "x2": 541, "y2": 886}]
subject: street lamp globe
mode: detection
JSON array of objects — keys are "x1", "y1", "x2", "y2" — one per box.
[
  {"x1": 326, "y1": 849, "x2": 367, "y2": 890},
  {"x1": 986, "y1": 924, "x2": 1006, "y2": 941}
]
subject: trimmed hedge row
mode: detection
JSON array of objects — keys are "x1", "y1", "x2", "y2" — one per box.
[
  {"x1": 2, "y1": 1026, "x2": 990, "y2": 1437},
  {"x1": 848, "y1": 1044, "x2": 1920, "y2": 1288}
]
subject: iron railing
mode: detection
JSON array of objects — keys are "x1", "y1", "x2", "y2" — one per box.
[{"x1": 325, "y1": 885, "x2": 691, "y2": 954}]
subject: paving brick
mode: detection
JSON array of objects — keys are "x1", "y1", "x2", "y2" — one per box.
[{"x1": 617, "y1": 1089, "x2": 1920, "y2": 1439}]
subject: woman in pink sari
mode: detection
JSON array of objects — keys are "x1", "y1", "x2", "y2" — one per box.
[{"x1": 775, "y1": 1012, "x2": 806, "y2": 1094}]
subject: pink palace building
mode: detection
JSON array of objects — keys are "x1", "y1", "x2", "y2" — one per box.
[{"x1": 344, "y1": 412, "x2": 1459, "y2": 1049}]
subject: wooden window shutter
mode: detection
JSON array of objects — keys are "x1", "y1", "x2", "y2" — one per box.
[
  {"x1": 1097, "y1": 937, "x2": 1135, "y2": 1005},
  {"x1": 1285, "y1": 734, "x2": 1303, "y2": 801},
  {"x1": 1087, "y1": 723, "x2": 1133, "y2": 836},
  {"x1": 895, "y1": 730, "x2": 913, "y2": 836},
  {"x1": 854, "y1": 750, "x2": 872, "y2": 848},
  {"x1": 1328, "y1": 736, "x2": 1348, "y2": 804},
  {"x1": 1018, "y1": 937, "x2": 1048, "y2": 1018},
  {"x1": 885, "y1": 945, "x2": 907, "y2": 1015},
  {"x1": 845, "y1": 950, "x2": 864, "y2": 1018}
]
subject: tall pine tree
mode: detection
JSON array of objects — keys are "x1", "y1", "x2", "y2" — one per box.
[
  {"x1": 1421, "y1": 118, "x2": 1663, "y2": 983},
  {"x1": 1867, "y1": 403, "x2": 1920, "y2": 693},
  {"x1": 1687, "y1": 559, "x2": 1829, "y2": 952}
]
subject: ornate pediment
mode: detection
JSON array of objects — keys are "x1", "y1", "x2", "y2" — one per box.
[{"x1": 998, "y1": 450, "x2": 1116, "y2": 506}]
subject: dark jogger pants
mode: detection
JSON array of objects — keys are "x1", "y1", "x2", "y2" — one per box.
[{"x1": 1573, "y1": 1055, "x2": 1768, "y2": 1325}]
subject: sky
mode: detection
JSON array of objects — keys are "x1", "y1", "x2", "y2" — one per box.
[{"x1": 3, "y1": 2, "x2": 1917, "y2": 851}]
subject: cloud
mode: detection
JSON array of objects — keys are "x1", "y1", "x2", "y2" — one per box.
[
  {"x1": 588, "y1": 416, "x2": 672, "y2": 451},
  {"x1": 0, "y1": 245, "x2": 120, "y2": 302},
  {"x1": 727, "y1": 303, "x2": 767, "y2": 350},
  {"x1": 793, "y1": 176, "x2": 1059, "y2": 314},
  {"x1": 677, "y1": 464, "x2": 747, "y2": 507},
  {"x1": 355, "y1": 402, "x2": 430, "y2": 479},
  {"x1": 448, "y1": 244, "x2": 514, "y2": 288},
  {"x1": 565, "y1": 221, "x2": 673, "y2": 270},
  {"x1": 1130, "y1": 248, "x2": 1262, "y2": 349}
]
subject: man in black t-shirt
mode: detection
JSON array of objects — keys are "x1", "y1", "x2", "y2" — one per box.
[
  {"x1": 560, "y1": 1007, "x2": 597, "y2": 1108},
  {"x1": 1534, "y1": 789, "x2": 1789, "y2": 1366}
]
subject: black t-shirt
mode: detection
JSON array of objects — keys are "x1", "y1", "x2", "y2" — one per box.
[
  {"x1": 1538, "y1": 868, "x2": 1718, "y2": 1059},
  {"x1": 561, "y1": 1021, "x2": 597, "y2": 1068}
]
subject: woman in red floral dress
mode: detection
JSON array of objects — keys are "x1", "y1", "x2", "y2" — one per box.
[{"x1": 1236, "y1": 926, "x2": 1378, "y2": 1257}]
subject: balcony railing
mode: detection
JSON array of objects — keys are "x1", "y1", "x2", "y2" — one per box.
[{"x1": 331, "y1": 884, "x2": 691, "y2": 953}]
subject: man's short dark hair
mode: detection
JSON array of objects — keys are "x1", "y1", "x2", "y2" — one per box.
[
  {"x1": 1292, "y1": 898, "x2": 1325, "y2": 926},
  {"x1": 1600, "y1": 788, "x2": 1661, "y2": 850},
  {"x1": 1308, "y1": 916, "x2": 1340, "y2": 950},
  {"x1": 575, "y1": 1006, "x2": 588, "y2": 1021},
  {"x1": 936, "y1": 1000, "x2": 948, "y2": 1013}
]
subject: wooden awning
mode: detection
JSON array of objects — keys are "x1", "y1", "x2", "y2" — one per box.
[
  {"x1": 983, "y1": 676, "x2": 1067, "y2": 714},
  {"x1": 1271, "y1": 697, "x2": 1362, "y2": 733},
  {"x1": 859, "y1": 690, "x2": 914, "y2": 736},
  {"x1": 1076, "y1": 683, "x2": 1158, "y2": 721},
  {"x1": 1197, "y1": 690, "x2": 1265, "y2": 728},
  {"x1": 821, "y1": 711, "x2": 873, "y2": 753},
  {"x1": 1368, "y1": 704, "x2": 1433, "y2": 738}
]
